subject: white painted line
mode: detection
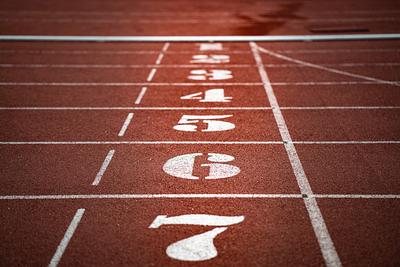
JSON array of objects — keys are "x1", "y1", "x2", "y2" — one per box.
[
  {"x1": 293, "y1": 141, "x2": 400, "y2": 144},
  {"x1": 277, "y1": 48, "x2": 400, "y2": 54},
  {"x1": 257, "y1": 45, "x2": 400, "y2": 87},
  {"x1": 0, "y1": 141, "x2": 283, "y2": 145},
  {"x1": 118, "y1": 113, "x2": 134, "y2": 137},
  {"x1": 1, "y1": 63, "x2": 399, "y2": 69},
  {"x1": 134, "y1": 87, "x2": 148, "y2": 105},
  {"x1": 1, "y1": 81, "x2": 398, "y2": 86},
  {"x1": 251, "y1": 42, "x2": 342, "y2": 267},
  {"x1": 0, "y1": 141, "x2": 399, "y2": 145},
  {"x1": 145, "y1": 42, "x2": 169, "y2": 82},
  {"x1": 1, "y1": 194, "x2": 399, "y2": 200},
  {"x1": 155, "y1": 42, "x2": 170, "y2": 64},
  {"x1": 146, "y1": 68, "x2": 157, "y2": 82},
  {"x1": 313, "y1": 194, "x2": 400, "y2": 199},
  {"x1": 0, "y1": 194, "x2": 302, "y2": 200},
  {"x1": 0, "y1": 50, "x2": 251, "y2": 55},
  {"x1": 48, "y1": 208, "x2": 85, "y2": 267},
  {"x1": 91, "y1": 150, "x2": 115, "y2": 186},
  {"x1": 0, "y1": 106, "x2": 399, "y2": 111},
  {"x1": 1, "y1": 34, "x2": 400, "y2": 42}
]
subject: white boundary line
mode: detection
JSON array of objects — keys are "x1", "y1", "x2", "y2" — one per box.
[
  {"x1": 118, "y1": 113, "x2": 134, "y2": 137},
  {"x1": 1, "y1": 63, "x2": 400, "y2": 69},
  {"x1": 1, "y1": 81, "x2": 398, "y2": 86},
  {"x1": 1, "y1": 194, "x2": 399, "y2": 200},
  {"x1": 146, "y1": 42, "x2": 169, "y2": 82},
  {"x1": 0, "y1": 194, "x2": 400, "y2": 200},
  {"x1": 1, "y1": 34, "x2": 400, "y2": 42},
  {"x1": 1, "y1": 49, "x2": 399, "y2": 55},
  {"x1": 251, "y1": 42, "x2": 342, "y2": 267},
  {"x1": 0, "y1": 106, "x2": 399, "y2": 110},
  {"x1": 0, "y1": 141, "x2": 399, "y2": 145},
  {"x1": 48, "y1": 208, "x2": 85, "y2": 267},
  {"x1": 134, "y1": 87, "x2": 148, "y2": 105},
  {"x1": 91, "y1": 149, "x2": 115, "y2": 186},
  {"x1": 257, "y1": 45, "x2": 400, "y2": 87}
]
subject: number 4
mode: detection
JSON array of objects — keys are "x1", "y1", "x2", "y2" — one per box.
[{"x1": 181, "y1": 88, "x2": 232, "y2": 103}]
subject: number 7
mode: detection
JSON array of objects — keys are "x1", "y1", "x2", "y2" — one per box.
[{"x1": 149, "y1": 214, "x2": 245, "y2": 261}]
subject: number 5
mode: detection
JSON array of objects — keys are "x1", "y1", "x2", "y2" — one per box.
[{"x1": 173, "y1": 115, "x2": 235, "y2": 132}]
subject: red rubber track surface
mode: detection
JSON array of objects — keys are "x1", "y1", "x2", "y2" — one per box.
[{"x1": 1, "y1": 1, "x2": 400, "y2": 267}]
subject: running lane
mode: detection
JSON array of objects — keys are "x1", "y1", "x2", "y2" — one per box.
[{"x1": 1, "y1": 1, "x2": 400, "y2": 267}]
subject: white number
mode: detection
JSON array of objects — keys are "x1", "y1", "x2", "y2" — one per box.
[
  {"x1": 173, "y1": 115, "x2": 234, "y2": 132},
  {"x1": 198, "y1": 43, "x2": 223, "y2": 51},
  {"x1": 188, "y1": 69, "x2": 232, "y2": 81},
  {"x1": 181, "y1": 89, "x2": 232, "y2": 103},
  {"x1": 149, "y1": 214, "x2": 244, "y2": 261},
  {"x1": 163, "y1": 152, "x2": 241, "y2": 180},
  {"x1": 190, "y1": 55, "x2": 230, "y2": 64}
]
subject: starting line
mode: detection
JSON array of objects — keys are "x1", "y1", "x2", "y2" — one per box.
[{"x1": 1, "y1": 34, "x2": 400, "y2": 42}]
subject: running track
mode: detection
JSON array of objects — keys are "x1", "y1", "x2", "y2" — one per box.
[{"x1": 0, "y1": 0, "x2": 400, "y2": 266}]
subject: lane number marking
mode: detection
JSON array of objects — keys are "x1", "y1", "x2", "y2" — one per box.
[
  {"x1": 181, "y1": 88, "x2": 232, "y2": 102},
  {"x1": 173, "y1": 115, "x2": 235, "y2": 132},
  {"x1": 163, "y1": 152, "x2": 240, "y2": 180},
  {"x1": 188, "y1": 70, "x2": 233, "y2": 80},
  {"x1": 149, "y1": 214, "x2": 244, "y2": 261},
  {"x1": 190, "y1": 55, "x2": 230, "y2": 64},
  {"x1": 198, "y1": 43, "x2": 223, "y2": 51}
]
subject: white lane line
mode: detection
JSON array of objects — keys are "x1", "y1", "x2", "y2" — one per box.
[
  {"x1": 0, "y1": 106, "x2": 399, "y2": 111},
  {"x1": 0, "y1": 141, "x2": 399, "y2": 145},
  {"x1": 1, "y1": 34, "x2": 400, "y2": 42},
  {"x1": 155, "y1": 42, "x2": 170, "y2": 64},
  {"x1": 118, "y1": 113, "x2": 134, "y2": 137},
  {"x1": 134, "y1": 87, "x2": 148, "y2": 105},
  {"x1": 277, "y1": 49, "x2": 400, "y2": 54},
  {"x1": 251, "y1": 41, "x2": 342, "y2": 267},
  {"x1": 1, "y1": 63, "x2": 399, "y2": 69},
  {"x1": 48, "y1": 208, "x2": 85, "y2": 267},
  {"x1": 91, "y1": 150, "x2": 115, "y2": 186},
  {"x1": 313, "y1": 194, "x2": 400, "y2": 199},
  {"x1": 1, "y1": 194, "x2": 399, "y2": 200},
  {"x1": 146, "y1": 68, "x2": 157, "y2": 82},
  {"x1": 1, "y1": 81, "x2": 398, "y2": 86},
  {"x1": 145, "y1": 42, "x2": 169, "y2": 82},
  {"x1": 0, "y1": 50, "x2": 251, "y2": 55},
  {"x1": 257, "y1": 45, "x2": 400, "y2": 87}
]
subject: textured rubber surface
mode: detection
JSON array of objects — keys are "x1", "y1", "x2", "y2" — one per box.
[{"x1": 1, "y1": 1, "x2": 400, "y2": 266}]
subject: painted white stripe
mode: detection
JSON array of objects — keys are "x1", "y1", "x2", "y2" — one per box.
[
  {"x1": 1, "y1": 63, "x2": 399, "y2": 69},
  {"x1": 251, "y1": 41, "x2": 342, "y2": 267},
  {"x1": 134, "y1": 87, "x2": 148, "y2": 105},
  {"x1": 1, "y1": 34, "x2": 400, "y2": 42},
  {"x1": 91, "y1": 150, "x2": 115, "y2": 186},
  {"x1": 0, "y1": 141, "x2": 282, "y2": 145},
  {"x1": 0, "y1": 50, "x2": 251, "y2": 55},
  {"x1": 1, "y1": 81, "x2": 398, "y2": 86},
  {"x1": 0, "y1": 106, "x2": 399, "y2": 111},
  {"x1": 146, "y1": 68, "x2": 157, "y2": 82},
  {"x1": 277, "y1": 48, "x2": 400, "y2": 54},
  {"x1": 257, "y1": 45, "x2": 400, "y2": 87},
  {"x1": 313, "y1": 194, "x2": 400, "y2": 199},
  {"x1": 48, "y1": 209, "x2": 85, "y2": 267},
  {"x1": 0, "y1": 141, "x2": 399, "y2": 145},
  {"x1": 118, "y1": 113, "x2": 134, "y2": 137},
  {"x1": 155, "y1": 42, "x2": 170, "y2": 64},
  {"x1": 0, "y1": 194, "x2": 399, "y2": 200}
]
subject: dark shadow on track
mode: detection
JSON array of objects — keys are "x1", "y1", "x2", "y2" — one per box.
[{"x1": 234, "y1": 3, "x2": 305, "y2": 35}]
